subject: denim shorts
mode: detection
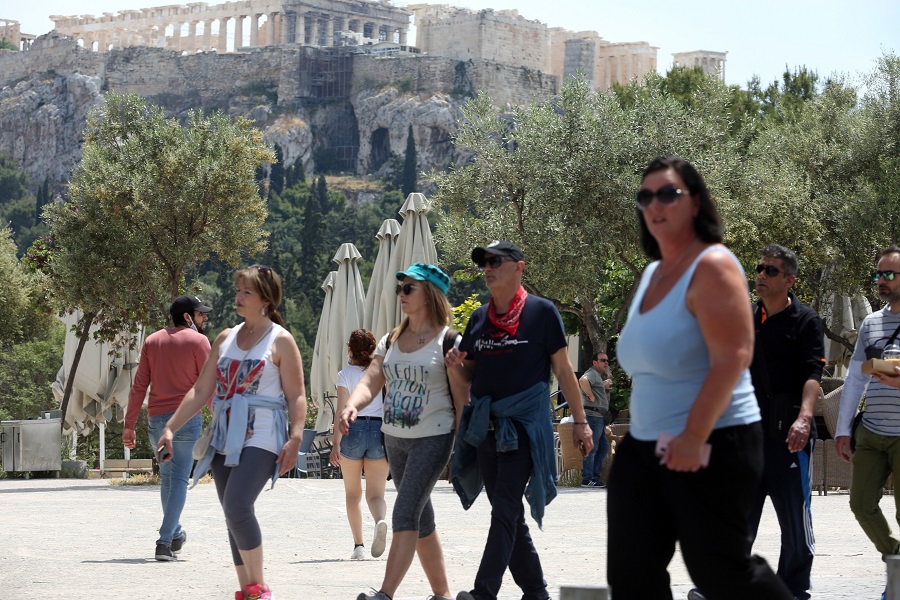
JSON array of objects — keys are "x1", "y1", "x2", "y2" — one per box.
[{"x1": 340, "y1": 417, "x2": 386, "y2": 460}]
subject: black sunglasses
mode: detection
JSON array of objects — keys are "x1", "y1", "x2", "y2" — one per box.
[
  {"x1": 250, "y1": 264, "x2": 273, "y2": 277},
  {"x1": 635, "y1": 185, "x2": 689, "y2": 209},
  {"x1": 597, "y1": 358, "x2": 609, "y2": 362},
  {"x1": 755, "y1": 264, "x2": 784, "y2": 277},
  {"x1": 873, "y1": 270, "x2": 897, "y2": 283},
  {"x1": 477, "y1": 255, "x2": 515, "y2": 269},
  {"x1": 395, "y1": 283, "x2": 417, "y2": 295}
]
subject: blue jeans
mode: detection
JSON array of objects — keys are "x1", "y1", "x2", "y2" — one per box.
[
  {"x1": 581, "y1": 414, "x2": 609, "y2": 483},
  {"x1": 148, "y1": 411, "x2": 201, "y2": 546}
]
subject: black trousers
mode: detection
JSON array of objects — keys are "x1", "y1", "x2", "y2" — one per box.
[
  {"x1": 748, "y1": 436, "x2": 815, "y2": 600},
  {"x1": 607, "y1": 423, "x2": 792, "y2": 600},
  {"x1": 469, "y1": 422, "x2": 550, "y2": 600}
]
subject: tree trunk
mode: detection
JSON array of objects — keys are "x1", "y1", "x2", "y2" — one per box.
[{"x1": 59, "y1": 312, "x2": 95, "y2": 434}]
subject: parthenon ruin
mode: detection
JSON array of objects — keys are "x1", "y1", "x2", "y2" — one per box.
[
  {"x1": 50, "y1": 0, "x2": 411, "y2": 54},
  {"x1": 14, "y1": 0, "x2": 725, "y2": 92}
]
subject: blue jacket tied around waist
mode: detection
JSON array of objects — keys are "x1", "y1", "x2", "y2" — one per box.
[
  {"x1": 191, "y1": 393, "x2": 288, "y2": 489},
  {"x1": 450, "y1": 381, "x2": 557, "y2": 528}
]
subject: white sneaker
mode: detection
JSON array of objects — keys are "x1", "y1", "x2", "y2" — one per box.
[
  {"x1": 351, "y1": 545, "x2": 366, "y2": 560},
  {"x1": 371, "y1": 520, "x2": 388, "y2": 558}
]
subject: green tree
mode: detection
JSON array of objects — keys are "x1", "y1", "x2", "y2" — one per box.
[
  {"x1": 0, "y1": 38, "x2": 15, "y2": 52},
  {"x1": 43, "y1": 92, "x2": 273, "y2": 428},
  {"x1": 402, "y1": 124, "x2": 418, "y2": 197},
  {"x1": 269, "y1": 144, "x2": 285, "y2": 197},
  {"x1": 434, "y1": 75, "x2": 746, "y2": 355},
  {"x1": 0, "y1": 226, "x2": 32, "y2": 346}
]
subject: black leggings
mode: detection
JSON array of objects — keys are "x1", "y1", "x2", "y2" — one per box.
[{"x1": 211, "y1": 447, "x2": 277, "y2": 565}]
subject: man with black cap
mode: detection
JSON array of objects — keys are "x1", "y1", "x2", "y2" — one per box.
[
  {"x1": 123, "y1": 294, "x2": 212, "y2": 561},
  {"x1": 447, "y1": 241, "x2": 593, "y2": 600}
]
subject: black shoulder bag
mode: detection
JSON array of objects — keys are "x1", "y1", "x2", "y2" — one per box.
[{"x1": 853, "y1": 321, "x2": 900, "y2": 451}]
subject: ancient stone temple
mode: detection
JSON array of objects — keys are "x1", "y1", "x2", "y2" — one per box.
[
  {"x1": 673, "y1": 50, "x2": 727, "y2": 80},
  {"x1": 0, "y1": 19, "x2": 35, "y2": 51},
  {"x1": 50, "y1": 0, "x2": 411, "y2": 53}
]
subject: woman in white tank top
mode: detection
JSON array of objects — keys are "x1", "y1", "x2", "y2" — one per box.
[{"x1": 158, "y1": 264, "x2": 307, "y2": 600}]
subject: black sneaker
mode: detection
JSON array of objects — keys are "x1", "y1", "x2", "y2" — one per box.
[
  {"x1": 581, "y1": 480, "x2": 600, "y2": 488},
  {"x1": 171, "y1": 531, "x2": 187, "y2": 554},
  {"x1": 155, "y1": 543, "x2": 176, "y2": 561}
]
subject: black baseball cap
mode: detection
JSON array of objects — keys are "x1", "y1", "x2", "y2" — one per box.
[
  {"x1": 471, "y1": 240, "x2": 525, "y2": 265},
  {"x1": 170, "y1": 294, "x2": 212, "y2": 320}
]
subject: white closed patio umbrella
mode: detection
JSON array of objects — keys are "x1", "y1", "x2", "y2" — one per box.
[
  {"x1": 316, "y1": 243, "x2": 366, "y2": 432},
  {"x1": 309, "y1": 271, "x2": 336, "y2": 431},
  {"x1": 388, "y1": 192, "x2": 439, "y2": 325},
  {"x1": 363, "y1": 218, "x2": 402, "y2": 342}
]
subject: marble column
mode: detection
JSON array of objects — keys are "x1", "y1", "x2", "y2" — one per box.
[
  {"x1": 325, "y1": 16, "x2": 334, "y2": 46},
  {"x1": 249, "y1": 14, "x2": 259, "y2": 47},
  {"x1": 267, "y1": 13, "x2": 276, "y2": 45},
  {"x1": 185, "y1": 20, "x2": 198, "y2": 52},
  {"x1": 297, "y1": 14, "x2": 306, "y2": 44},
  {"x1": 217, "y1": 17, "x2": 228, "y2": 52},
  {"x1": 202, "y1": 19, "x2": 212, "y2": 50},
  {"x1": 235, "y1": 15, "x2": 244, "y2": 49},
  {"x1": 281, "y1": 12, "x2": 291, "y2": 44},
  {"x1": 399, "y1": 28, "x2": 407, "y2": 45},
  {"x1": 171, "y1": 21, "x2": 181, "y2": 51}
]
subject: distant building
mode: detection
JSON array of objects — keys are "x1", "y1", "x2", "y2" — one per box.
[
  {"x1": 673, "y1": 50, "x2": 727, "y2": 81},
  {"x1": 1, "y1": 18, "x2": 36, "y2": 51}
]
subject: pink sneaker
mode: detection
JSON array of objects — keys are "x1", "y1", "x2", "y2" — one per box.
[
  {"x1": 235, "y1": 592, "x2": 244, "y2": 600},
  {"x1": 243, "y1": 584, "x2": 273, "y2": 600}
]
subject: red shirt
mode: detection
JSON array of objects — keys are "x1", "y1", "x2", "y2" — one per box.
[{"x1": 125, "y1": 327, "x2": 211, "y2": 429}]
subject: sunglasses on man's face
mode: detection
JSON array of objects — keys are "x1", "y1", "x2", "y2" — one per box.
[
  {"x1": 477, "y1": 255, "x2": 515, "y2": 269},
  {"x1": 635, "y1": 185, "x2": 689, "y2": 210},
  {"x1": 395, "y1": 283, "x2": 417, "y2": 296},
  {"x1": 873, "y1": 270, "x2": 897, "y2": 283},
  {"x1": 755, "y1": 264, "x2": 784, "y2": 277}
]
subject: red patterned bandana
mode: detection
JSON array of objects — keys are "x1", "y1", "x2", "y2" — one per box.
[{"x1": 488, "y1": 286, "x2": 528, "y2": 337}]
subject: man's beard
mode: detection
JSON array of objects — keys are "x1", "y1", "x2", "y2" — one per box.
[{"x1": 879, "y1": 288, "x2": 900, "y2": 305}]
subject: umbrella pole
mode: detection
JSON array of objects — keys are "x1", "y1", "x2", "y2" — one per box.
[{"x1": 99, "y1": 422, "x2": 106, "y2": 476}]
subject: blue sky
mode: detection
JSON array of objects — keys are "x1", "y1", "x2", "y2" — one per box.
[{"x1": 6, "y1": 0, "x2": 898, "y2": 88}]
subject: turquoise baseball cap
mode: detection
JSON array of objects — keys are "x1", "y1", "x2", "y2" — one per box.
[{"x1": 396, "y1": 262, "x2": 451, "y2": 295}]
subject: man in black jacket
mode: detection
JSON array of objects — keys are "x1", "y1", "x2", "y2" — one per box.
[{"x1": 748, "y1": 244, "x2": 824, "y2": 600}]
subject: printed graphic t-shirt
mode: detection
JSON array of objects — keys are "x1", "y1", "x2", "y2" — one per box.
[
  {"x1": 460, "y1": 295, "x2": 568, "y2": 400},
  {"x1": 375, "y1": 326, "x2": 455, "y2": 439}
]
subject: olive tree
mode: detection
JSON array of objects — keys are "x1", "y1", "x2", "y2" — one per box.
[
  {"x1": 433, "y1": 75, "x2": 747, "y2": 356},
  {"x1": 44, "y1": 92, "x2": 274, "y2": 427}
]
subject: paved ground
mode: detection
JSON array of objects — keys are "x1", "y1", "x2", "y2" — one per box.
[{"x1": 0, "y1": 477, "x2": 891, "y2": 599}]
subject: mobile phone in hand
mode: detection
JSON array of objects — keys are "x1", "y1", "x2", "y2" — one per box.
[
  {"x1": 157, "y1": 444, "x2": 171, "y2": 462},
  {"x1": 655, "y1": 432, "x2": 711, "y2": 467},
  {"x1": 578, "y1": 440, "x2": 588, "y2": 457}
]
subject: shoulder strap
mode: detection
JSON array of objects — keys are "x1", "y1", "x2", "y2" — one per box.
[
  {"x1": 442, "y1": 328, "x2": 461, "y2": 356},
  {"x1": 885, "y1": 320, "x2": 900, "y2": 347}
]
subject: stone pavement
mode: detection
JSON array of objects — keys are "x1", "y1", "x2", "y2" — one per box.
[{"x1": 0, "y1": 477, "x2": 891, "y2": 599}]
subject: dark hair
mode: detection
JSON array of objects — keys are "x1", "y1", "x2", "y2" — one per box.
[
  {"x1": 761, "y1": 244, "x2": 799, "y2": 276},
  {"x1": 880, "y1": 244, "x2": 900, "y2": 259},
  {"x1": 348, "y1": 329, "x2": 376, "y2": 367},
  {"x1": 637, "y1": 156, "x2": 723, "y2": 260},
  {"x1": 592, "y1": 351, "x2": 607, "y2": 362},
  {"x1": 233, "y1": 265, "x2": 284, "y2": 327}
]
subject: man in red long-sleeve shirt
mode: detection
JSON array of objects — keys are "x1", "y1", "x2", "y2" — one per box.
[{"x1": 123, "y1": 294, "x2": 211, "y2": 561}]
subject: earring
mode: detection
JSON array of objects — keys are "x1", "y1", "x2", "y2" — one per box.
[{"x1": 261, "y1": 307, "x2": 267, "y2": 316}]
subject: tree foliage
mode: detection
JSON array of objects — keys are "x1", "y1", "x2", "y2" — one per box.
[
  {"x1": 46, "y1": 92, "x2": 274, "y2": 341},
  {"x1": 402, "y1": 124, "x2": 418, "y2": 197}
]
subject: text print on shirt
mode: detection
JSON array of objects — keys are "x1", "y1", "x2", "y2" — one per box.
[{"x1": 384, "y1": 364, "x2": 431, "y2": 428}]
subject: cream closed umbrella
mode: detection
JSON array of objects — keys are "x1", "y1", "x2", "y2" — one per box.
[
  {"x1": 363, "y1": 218, "x2": 402, "y2": 342},
  {"x1": 309, "y1": 271, "x2": 337, "y2": 431},
  {"x1": 389, "y1": 192, "x2": 439, "y2": 325},
  {"x1": 317, "y1": 243, "x2": 366, "y2": 432},
  {"x1": 823, "y1": 293, "x2": 872, "y2": 377}
]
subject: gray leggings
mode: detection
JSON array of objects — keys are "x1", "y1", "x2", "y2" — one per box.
[
  {"x1": 211, "y1": 447, "x2": 276, "y2": 565},
  {"x1": 384, "y1": 433, "x2": 454, "y2": 537}
]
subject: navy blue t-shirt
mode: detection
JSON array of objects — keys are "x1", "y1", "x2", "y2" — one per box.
[{"x1": 461, "y1": 294, "x2": 568, "y2": 399}]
